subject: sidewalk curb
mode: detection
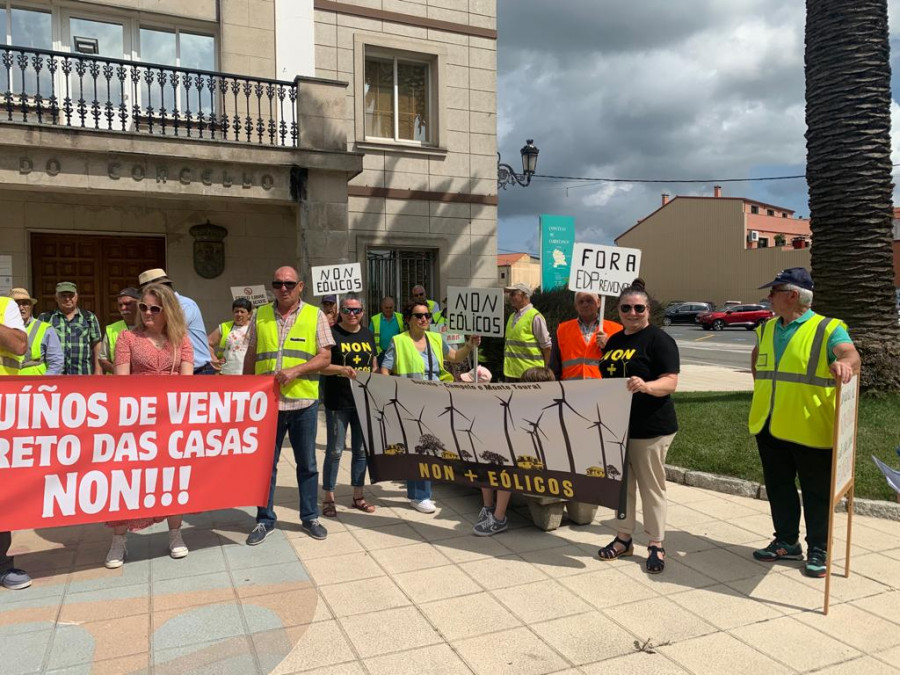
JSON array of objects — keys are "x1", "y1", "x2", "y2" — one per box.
[{"x1": 665, "y1": 464, "x2": 900, "y2": 521}]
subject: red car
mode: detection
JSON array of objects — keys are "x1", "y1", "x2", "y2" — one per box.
[{"x1": 697, "y1": 304, "x2": 774, "y2": 331}]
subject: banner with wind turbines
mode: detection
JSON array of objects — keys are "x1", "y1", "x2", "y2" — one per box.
[{"x1": 350, "y1": 373, "x2": 633, "y2": 512}]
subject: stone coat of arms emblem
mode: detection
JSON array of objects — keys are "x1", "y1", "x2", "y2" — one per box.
[{"x1": 189, "y1": 222, "x2": 228, "y2": 279}]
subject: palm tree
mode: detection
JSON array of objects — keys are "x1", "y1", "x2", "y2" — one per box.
[
  {"x1": 806, "y1": 0, "x2": 900, "y2": 391},
  {"x1": 543, "y1": 381, "x2": 588, "y2": 474}
]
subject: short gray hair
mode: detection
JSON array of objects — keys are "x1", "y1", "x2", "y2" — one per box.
[
  {"x1": 784, "y1": 284, "x2": 813, "y2": 307},
  {"x1": 340, "y1": 292, "x2": 364, "y2": 310}
]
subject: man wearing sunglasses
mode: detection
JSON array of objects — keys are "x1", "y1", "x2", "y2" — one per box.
[
  {"x1": 411, "y1": 285, "x2": 441, "y2": 317},
  {"x1": 749, "y1": 267, "x2": 859, "y2": 578},
  {"x1": 503, "y1": 282, "x2": 551, "y2": 382},
  {"x1": 243, "y1": 266, "x2": 335, "y2": 544}
]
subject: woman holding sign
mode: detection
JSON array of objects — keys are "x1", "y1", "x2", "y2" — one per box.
[
  {"x1": 596, "y1": 280, "x2": 679, "y2": 574},
  {"x1": 379, "y1": 301, "x2": 480, "y2": 513},
  {"x1": 108, "y1": 283, "x2": 193, "y2": 569}
]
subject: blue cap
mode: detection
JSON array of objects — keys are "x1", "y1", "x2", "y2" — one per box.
[
  {"x1": 758, "y1": 267, "x2": 814, "y2": 291},
  {"x1": 322, "y1": 295, "x2": 337, "y2": 303}
]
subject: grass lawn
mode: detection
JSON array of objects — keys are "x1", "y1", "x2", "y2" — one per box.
[{"x1": 669, "y1": 392, "x2": 900, "y2": 502}]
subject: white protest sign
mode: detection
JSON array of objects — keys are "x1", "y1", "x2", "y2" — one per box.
[
  {"x1": 230, "y1": 284, "x2": 269, "y2": 307},
  {"x1": 430, "y1": 323, "x2": 465, "y2": 345},
  {"x1": 568, "y1": 243, "x2": 642, "y2": 297},
  {"x1": 445, "y1": 286, "x2": 505, "y2": 338},
  {"x1": 832, "y1": 373, "x2": 859, "y2": 500},
  {"x1": 311, "y1": 262, "x2": 363, "y2": 296}
]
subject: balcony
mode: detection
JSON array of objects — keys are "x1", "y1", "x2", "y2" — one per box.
[{"x1": 1, "y1": 45, "x2": 298, "y2": 147}]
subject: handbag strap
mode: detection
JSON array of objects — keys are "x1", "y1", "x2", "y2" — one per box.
[{"x1": 425, "y1": 334, "x2": 435, "y2": 381}]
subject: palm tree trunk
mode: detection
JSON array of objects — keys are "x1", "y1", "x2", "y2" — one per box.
[{"x1": 806, "y1": 0, "x2": 900, "y2": 391}]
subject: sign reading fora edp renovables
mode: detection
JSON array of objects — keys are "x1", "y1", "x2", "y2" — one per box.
[
  {"x1": 568, "y1": 243, "x2": 642, "y2": 297},
  {"x1": 445, "y1": 286, "x2": 505, "y2": 338},
  {"x1": 311, "y1": 262, "x2": 363, "y2": 296}
]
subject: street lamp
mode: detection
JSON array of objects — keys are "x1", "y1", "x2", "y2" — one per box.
[{"x1": 498, "y1": 139, "x2": 540, "y2": 189}]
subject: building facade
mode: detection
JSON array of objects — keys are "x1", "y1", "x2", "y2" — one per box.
[
  {"x1": 497, "y1": 252, "x2": 539, "y2": 289},
  {"x1": 0, "y1": 0, "x2": 497, "y2": 327}
]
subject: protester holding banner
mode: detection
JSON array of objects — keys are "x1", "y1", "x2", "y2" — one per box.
[
  {"x1": 503, "y1": 282, "x2": 551, "y2": 382},
  {"x1": 749, "y1": 267, "x2": 859, "y2": 578},
  {"x1": 370, "y1": 296, "x2": 400, "y2": 363},
  {"x1": 320, "y1": 293, "x2": 378, "y2": 516},
  {"x1": 243, "y1": 266, "x2": 335, "y2": 544},
  {"x1": 550, "y1": 292, "x2": 623, "y2": 380},
  {"x1": 207, "y1": 298, "x2": 253, "y2": 375},
  {"x1": 106, "y1": 283, "x2": 194, "y2": 568},
  {"x1": 0, "y1": 292, "x2": 28, "y2": 589},
  {"x1": 597, "y1": 280, "x2": 679, "y2": 574},
  {"x1": 99, "y1": 287, "x2": 141, "y2": 374},
  {"x1": 10, "y1": 287, "x2": 63, "y2": 375},
  {"x1": 380, "y1": 300, "x2": 480, "y2": 513}
]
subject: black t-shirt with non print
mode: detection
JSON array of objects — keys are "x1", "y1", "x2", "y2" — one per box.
[
  {"x1": 323, "y1": 324, "x2": 378, "y2": 410},
  {"x1": 599, "y1": 324, "x2": 680, "y2": 438}
]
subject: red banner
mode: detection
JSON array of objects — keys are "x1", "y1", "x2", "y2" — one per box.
[{"x1": 0, "y1": 376, "x2": 279, "y2": 531}]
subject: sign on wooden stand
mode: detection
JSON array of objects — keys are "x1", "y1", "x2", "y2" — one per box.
[{"x1": 824, "y1": 372, "x2": 860, "y2": 615}]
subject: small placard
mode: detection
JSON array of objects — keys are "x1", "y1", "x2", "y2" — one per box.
[
  {"x1": 445, "y1": 286, "x2": 505, "y2": 338},
  {"x1": 568, "y1": 243, "x2": 642, "y2": 297},
  {"x1": 230, "y1": 284, "x2": 269, "y2": 307},
  {"x1": 832, "y1": 373, "x2": 859, "y2": 500},
  {"x1": 311, "y1": 263, "x2": 363, "y2": 296}
]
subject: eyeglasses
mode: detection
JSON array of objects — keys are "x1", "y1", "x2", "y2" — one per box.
[
  {"x1": 138, "y1": 302, "x2": 163, "y2": 314},
  {"x1": 412, "y1": 312, "x2": 432, "y2": 320},
  {"x1": 271, "y1": 280, "x2": 298, "y2": 290},
  {"x1": 619, "y1": 304, "x2": 646, "y2": 314},
  {"x1": 341, "y1": 307, "x2": 363, "y2": 315},
  {"x1": 768, "y1": 288, "x2": 792, "y2": 297}
]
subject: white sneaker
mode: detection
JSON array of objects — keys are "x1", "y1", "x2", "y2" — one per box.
[
  {"x1": 169, "y1": 529, "x2": 189, "y2": 559},
  {"x1": 105, "y1": 534, "x2": 127, "y2": 569},
  {"x1": 410, "y1": 498, "x2": 437, "y2": 514}
]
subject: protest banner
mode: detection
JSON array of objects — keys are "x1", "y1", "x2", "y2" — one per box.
[
  {"x1": 230, "y1": 284, "x2": 269, "y2": 307},
  {"x1": 445, "y1": 286, "x2": 505, "y2": 338},
  {"x1": 0, "y1": 376, "x2": 279, "y2": 531},
  {"x1": 824, "y1": 372, "x2": 860, "y2": 615},
  {"x1": 311, "y1": 262, "x2": 363, "y2": 296},
  {"x1": 350, "y1": 373, "x2": 632, "y2": 512},
  {"x1": 568, "y1": 243, "x2": 642, "y2": 297}
]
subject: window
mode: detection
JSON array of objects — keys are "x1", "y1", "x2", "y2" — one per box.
[
  {"x1": 2, "y1": 6, "x2": 51, "y2": 94},
  {"x1": 750, "y1": 205, "x2": 759, "y2": 214},
  {"x1": 365, "y1": 52, "x2": 430, "y2": 143},
  {"x1": 766, "y1": 209, "x2": 775, "y2": 216},
  {"x1": 366, "y1": 248, "x2": 437, "y2": 315},
  {"x1": 758, "y1": 237, "x2": 769, "y2": 248},
  {"x1": 139, "y1": 27, "x2": 215, "y2": 113}
]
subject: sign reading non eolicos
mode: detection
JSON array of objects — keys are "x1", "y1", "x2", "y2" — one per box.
[
  {"x1": 311, "y1": 263, "x2": 363, "y2": 296},
  {"x1": 445, "y1": 286, "x2": 505, "y2": 337}
]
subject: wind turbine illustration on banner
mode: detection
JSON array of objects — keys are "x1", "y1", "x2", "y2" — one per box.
[
  {"x1": 495, "y1": 391, "x2": 518, "y2": 465},
  {"x1": 521, "y1": 411, "x2": 550, "y2": 469},
  {"x1": 543, "y1": 381, "x2": 589, "y2": 474},
  {"x1": 460, "y1": 417, "x2": 480, "y2": 462},
  {"x1": 385, "y1": 380, "x2": 413, "y2": 453},
  {"x1": 438, "y1": 390, "x2": 470, "y2": 458}
]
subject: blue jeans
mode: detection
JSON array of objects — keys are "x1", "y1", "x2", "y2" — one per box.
[
  {"x1": 257, "y1": 404, "x2": 320, "y2": 527},
  {"x1": 407, "y1": 480, "x2": 432, "y2": 501},
  {"x1": 323, "y1": 408, "x2": 368, "y2": 491}
]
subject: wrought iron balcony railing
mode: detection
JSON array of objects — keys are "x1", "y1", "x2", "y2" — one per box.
[{"x1": 1, "y1": 45, "x2": 298, "y2": 147}]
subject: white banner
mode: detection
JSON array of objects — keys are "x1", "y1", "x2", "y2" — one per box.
[
  {"x1": 230, "y1": 284, "x2": 269, "y2": 307},
  {"x1": 311, "y1": 262, "x2": 363, "y2": 296},
  {"x1": 445, "y1": 286, "x2": 505, "y2": 338},
  {"x1": 568, "y1": 243, "x2": 642, "y2": 297}
]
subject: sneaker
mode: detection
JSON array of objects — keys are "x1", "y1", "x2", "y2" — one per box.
[
  {"x1": 105, "y1": 535, "x2": 127, "y2": 569},
  {"x1": 805, "y1": 546, "x2": 827, "y2": 578},
  {"x1": 410, "y1": 498, "x2": 437, "y2": 514},
  {"x1": 476, "y1": 506, "x2": 494, "y2": 524},
  {"x1": 246, "y1": 523, "x2": 273, "y2": 546},
  {"x1": 0, "y1": 568, "x2": 32, "y2": 590},
  {"x1": 302, "y1": 520, "x2": 328, "y2": 540},
  {"x1": 753, "y1": 538, "x2": 803, "y2": 562},
  {"x1": 168, "y1": 529, "x2": 188, "y2": 559},
  {"x1": 473, "y1": 512, "x2": 508, "y2": 537}
]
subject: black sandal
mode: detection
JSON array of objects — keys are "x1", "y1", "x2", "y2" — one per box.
[
  {"x1": 598, "y1": 536, "x2": 633, "y2": 560},
  {"x1": 646, "y1": 545, "x2": 666, "y2": 574}
]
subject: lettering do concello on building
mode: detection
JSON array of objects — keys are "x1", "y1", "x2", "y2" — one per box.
[{"x1": 18, "y1": 158, "x2": 275, "y2": 190}]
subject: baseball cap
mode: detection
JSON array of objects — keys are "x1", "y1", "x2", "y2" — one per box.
[
  {"x1": 9, "y1": 287, "x2": 37, "y2": 304},
  {"x1": 56, "y1": 281, "x2": 77, "y2": 294},
  {"x1": 138, "y1": 268, "x2": 171, "y2": 287},
  {"x1": 118, "y1": 286, "x2": 142, "y2": 300},
  {"x1": 322, "y1": 295, "x2": 337, "y2": 304},
  {"x1": 758, "y1": 267, "x2": 814, "y2": 291},
  {"x1": 504, "y1": 282, "x2": 532, "y2": 296}
]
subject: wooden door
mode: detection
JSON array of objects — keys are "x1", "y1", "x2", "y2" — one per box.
[{"x1": 31, "y1": 233, "x2": 166, "y2": 328}]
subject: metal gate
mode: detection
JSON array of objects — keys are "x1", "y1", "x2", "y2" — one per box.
[{"x1": 366, "y1": 248, "x2": 437, "y2": 315}]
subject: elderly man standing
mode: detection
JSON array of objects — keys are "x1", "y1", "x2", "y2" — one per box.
[
  {"x1": 98, "y1": 287, "x2": 140, "y2": 374},
  {"x1": 37, "y1": 281, "x2": 101, "y2": 375},
  {"x1": 503, "y1": 282, "x2": 551, "y2": 382},
  {"x1": 411, "y1": 285, "x2": 440, "y2": 317},
  {"x1": 138, "y1": 269, "x2": 215, "y2": 374},
  {"x1": 550, "y1": 292, "x2": 622, "y2": 380},
  {"x1": 10, "y1": 288, "x2": 63, "y2": 375},
  {"x1": 244, "y1": 266, "x2": 335, "y2": 543},
  {"x1": 749, "y1": 267, "x2": 860, "y2": 578},
  {"x1": 0, "y1": 291, "x2": 28, "y2": 589},
  {"x1": 369, "y1": 295, "x2": 400, "y2": 362}
]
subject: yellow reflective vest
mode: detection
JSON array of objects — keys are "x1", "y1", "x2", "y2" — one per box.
[
  {"x1": 216, "y1": 321, "x2": 234, "y2": 359},
  {"x1": 104, "y1": 320, "x2": 128, "y2": 375},
  {"x1": 20, "y1": 319, "x2": 51, "y2": 375},
  {"x1": 391, "y1": 331, "x2": 452, "y2": 381},
  {"x1": 0, "y1": 297, "x2": 22, "y2": 375},
  {"x1": 503, "y1": 307, "x2": 544, "y2": 378},
  {"x1": 254, "y1": 303, "x2": 320, "y2": 400},
  {"x1": 748, "y1": 313, "x2": 845, "y2": 449}
]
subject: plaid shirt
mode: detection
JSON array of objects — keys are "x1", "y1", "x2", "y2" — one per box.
[
  {"x1": 37, "y1": 308, "x2": 101, "y2": 375},
  {"x1": 246, "y1": 300, "x2": 335, "y2": 411}
]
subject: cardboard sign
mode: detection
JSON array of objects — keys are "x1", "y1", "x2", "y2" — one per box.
[
  {"x1": 568, "y1": 243, "x2": 642, "y2": 297},
  {"x1": 311, "y1": 262, "x2": 363, "y2": 296},
  {"x1": 445, "y1": 286, "x2": 505, "y2": 338},
  {"x1": 832, "y1": 373, "x2": 859, "y2": 500},
  {"x1": 230, "y1": 284, "x2": 269, "y2": 307}
]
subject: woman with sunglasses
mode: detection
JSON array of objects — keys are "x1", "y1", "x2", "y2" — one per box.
[
  {"x1": 107, "y1": 283, "x2": 193, "y2": 569},
  {"x1": 597, "y1": 280, "x2": 679, "y2": 574},
  {"x1": 379, "y1": 301, "x2": 480, "y2": 513}
]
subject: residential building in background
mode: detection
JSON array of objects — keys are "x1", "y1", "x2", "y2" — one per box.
[{"x1": 497, "y1": 252, "x2": 539, "y2": 288}]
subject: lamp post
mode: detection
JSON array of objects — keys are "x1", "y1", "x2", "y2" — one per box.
[{"x1": 498, "y1": 139, "x2": 540, "y2": 189}]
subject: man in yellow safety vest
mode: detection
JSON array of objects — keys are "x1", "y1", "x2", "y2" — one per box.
[
  {"x1": 10, "y1": 288, "x2": 62, "y2": 375},
  {"x1": 98, "y1": 287, "x2": 140, "y2": 374},
  {"x1": 748, "y1": 267, "x2": 859, "y2": 578},
  {"x1": 503, "y1": 282, "x2": 551, "y2": 381}
]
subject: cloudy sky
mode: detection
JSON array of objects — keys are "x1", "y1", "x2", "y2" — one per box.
[{"x1": 496, "y1": 0, "x2": 900, "y2": 255}]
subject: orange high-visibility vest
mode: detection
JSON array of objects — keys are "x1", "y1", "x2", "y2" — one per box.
[{"x1": 557, "y1": 318, "x2": 622, "y2": 380}]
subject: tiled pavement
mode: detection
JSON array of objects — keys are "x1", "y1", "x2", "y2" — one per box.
[{"x1": 3, "y1": 377, "x2": 900, "y2": 674}]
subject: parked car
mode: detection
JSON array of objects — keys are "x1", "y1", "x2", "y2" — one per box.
[
  {"x1": 663, "y1": 302, "x2": 714, "y2": 325},
  {"x1": 697, "y1": 304, "x2": 774, "y2": 331}
]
